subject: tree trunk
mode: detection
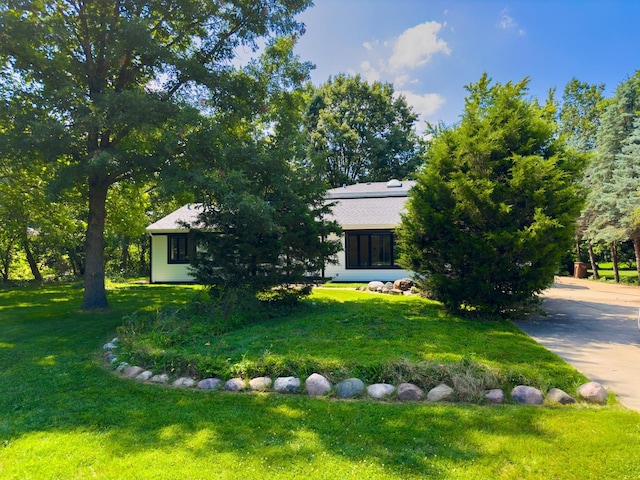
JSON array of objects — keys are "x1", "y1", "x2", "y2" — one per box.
[
  {"x1": 588, "y1": 242, "x2": 599, "y2": 280},
  {"x1": 120, "y1": 236, "x2": 130, "y2": 273},
  {"x1": 611, "y1": 241, "x2": 620, "y2": 284},
  {"x1": 82, "y1": 178, "x2": 109, "y2": 309},
  {"x1": 633, "y1": 232, "x2": 640, "y2": 284},
  {"x1": 0, "y1": 243, "x2": 11, "y2": 281},
  {"x1": 22, "y1": 233, "x2": 43, "y2": 282}
]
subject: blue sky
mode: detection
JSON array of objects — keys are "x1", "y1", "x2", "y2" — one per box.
[{"x1": 293, "y1": 1, "x2": 640, "y2": 128}]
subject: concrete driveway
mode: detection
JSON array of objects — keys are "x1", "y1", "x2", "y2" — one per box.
[{"x1": 515, "y1": 276, "x2": 640, "y2": 412}]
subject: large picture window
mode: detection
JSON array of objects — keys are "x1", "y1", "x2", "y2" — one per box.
[
  {"x1": 346, "y1": 230, "x2": 399, "y2": 269},
  {"x1": 168, "y1": 234, "x2": 191, "y2": 264}
]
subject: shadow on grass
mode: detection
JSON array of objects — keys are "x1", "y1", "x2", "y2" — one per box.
[{"x1": 0, "y1": 282, "x2": 613, "y2": 478}]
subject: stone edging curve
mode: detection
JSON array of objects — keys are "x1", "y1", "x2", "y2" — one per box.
[{"x1": 103, "y1": 338, "x2": 610, "y2": 407}]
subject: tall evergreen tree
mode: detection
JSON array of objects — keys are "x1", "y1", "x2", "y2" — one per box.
[
  {"x1": 559, "y1": 78, "x2": 606, "y2": 277},
  {"x1": 583, "y1": 72, "x2": 640, "y2": 281},
  {"x1": 179, "y1": 38, "x2": 342, "y2": 295},
  {"x1": 398, "y1": 74, "x2": 584, "y2": 316}
]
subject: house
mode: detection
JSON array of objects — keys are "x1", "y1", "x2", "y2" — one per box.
[
  {"x1": 323, "y1": 179, "x2": 415, "y2": 282},
  {"x1": 146, "y1": 179, "x2": 415, "y2": 283}
]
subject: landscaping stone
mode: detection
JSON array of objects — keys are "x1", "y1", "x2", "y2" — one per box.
[
  {"x1": 389, "y1": 289, "x2": 402, "y2": 295},
  {"x1": 103, "y1": 341, "x2": 118, "y2": 351},
  {"x1": 384, "y1": 282, "x2": 394, "y2": 290},
  {"x1": 197, "y1": 378, "x2": 222, "y2": 390},
  {"x1": 273, "y1": 376, "x2": 300, "y2": 393},
  {"x1": 547, "y1": 388, "x2": 576, "y2": 405},
  {"x1": 397, "y1": 383, "x2": 424, "y2": 402},
  {"x1": 249, "y1": 376, "x2": 273, "y2": 391},
  {"x1": 305, "y1": 373, "x2": 331, "y2": 396},
  {"x1": 511, "y1": 385, "x2": 544, "y2": 405},
  {"x1": 484, "y1": 389, "x2": 505, "y2": 404},
  {"x1": 150, "y1": 374, "x2": 169, "y2": 384},
  {"x1": 427, "y1": 383, "x2": 455, "y2": 402},
  {"x1": 123, "y1": 366, "x2": 144, "y2": 378},
  {"x1": 224, "y1": 378, "x2": 246, "y2": 392},
  {"x1": 367, "y1": 281, "x2": 384, "y2": 291},
  {"x1": 173, "y1": 377, "x2": 197, "y2": 388},
  {"x1": 393, "y1": 278, "x2": 414, "y2": 291},
  {"x1": 578, "y1": 381, "x2": 608, "y2": 405},
  {"x1": 104, "y1": 353, "x2": 118, "y2": 364},
  {"x1": 336, "y1": 378, "x2": 365, "y2": 398},
  {"x1": 115, "y1": 362, "x2": 129, "y2": 372},
  {"x1": 136, "y1": 370, "x2": 153, "y2": 381},
  {"x1": 367, "y1": 383, "x2": 396, "y2": 399}
]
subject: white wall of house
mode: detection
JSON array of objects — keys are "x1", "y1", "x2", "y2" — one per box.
[{"x1": 150, "y1": 234, "x2": 195, "y2": 283}]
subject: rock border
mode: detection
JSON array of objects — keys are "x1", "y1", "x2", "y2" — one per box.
[{"x1": 104, "y1": 338, "x2": 609, "y2": 407}]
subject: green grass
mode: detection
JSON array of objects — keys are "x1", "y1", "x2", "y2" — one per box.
[
  {"x1": 2, "y1": 282, "x2": 640, "y2": 479},
  {"x1": 118, "y1": 288, "x2": 584, "y2": 394},
  {"x1": 589, "y1": 262, "x2": 639, "y2": 284}
]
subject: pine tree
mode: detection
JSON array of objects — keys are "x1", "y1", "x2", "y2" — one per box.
[{"x1": 398, "y1": 74, "x2": 584, "y2": 316}]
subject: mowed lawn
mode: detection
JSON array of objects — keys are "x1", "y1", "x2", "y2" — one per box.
[{"x1": 1, "y1": 282, "x2": 640, "y2": 479}]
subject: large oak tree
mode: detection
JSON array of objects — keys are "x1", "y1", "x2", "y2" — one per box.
[{"x1": 0, "y1": 0, "x2": 310, "y2": 309}]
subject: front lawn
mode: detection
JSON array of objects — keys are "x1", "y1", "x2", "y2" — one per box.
[{"x1": 1, "y1": 282, "x2": 640, "y2": 479}]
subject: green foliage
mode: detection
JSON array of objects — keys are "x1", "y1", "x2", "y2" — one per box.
[
  {"x1": 304, "y1": 74, "x2": 424, "y2": 187},
  {"x1": 0, "y1": 0, "x2": 312, "y2": 308},
  {"x1": 559, "y1": 78, "x2": 606, "y2": 153},
  {"x1": 398, "y1": 74, "x2": 584, "y2": 316},
  {"x1": 178, "y1": 39, "x2": 342, "y2": 294},
  {"x1": 118, "y1": 287, "x2": 586, "y2": 393}
]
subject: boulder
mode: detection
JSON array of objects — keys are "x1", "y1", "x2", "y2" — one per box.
[
  {"x1": 249, "y1": 376, "x2": 273, "y2": 392},
  {"x1": 273, "y1": 377, "x2": 300, "y2": 393},
  {"x1": 427, "y1": 383, "x2": 455, "y2": 402},
  {"x1": 123, "y1": 366, "x2": 144, "y2": 378},
  {"x1": 104, "y1": 353, "x2": 118, "y2": 364},
  {"x1": 115, "y1": 362, "x2": 130, "y2": 373},
  {"x1": 511, "y1": 385, "x2": 544, "y2": 405},
  {"x1": 367, "y1": 383, "x2": 396, "y2": 400},
  {"x1": 197, "y1": 378, "x2": 222, "y2": 390},
  {"x1": 173, "y1": 377, "x2": 197, "y2": 388},
  {"x1": 135, "y1": 370, "x2": 153, "y2": 381},
  {"x1": 393, "y1": 278, "x2": 415, "y2": 291},
  {"x1": 305, "y1": 373, "x2": 331, "y2": 396},
  {"x1": 103, "y1": 341, "x2": 118, "y2": 351},
  {"x1": 367, "y1": 281, "x2": 384, "y2": 291},
  {"x1": 224, "y1": 378, "x2": 246, "y2": 392},
  {"x1": 384, "y1": 282, "x2": 394, "y2": 290},
  {"x1": 397, "y1": 383, "x2": 424, "y2": 402},
  {"x1": 547, "y1": 388, "x2": 576, "y2": 405},
  {"x1": 484, "y1": 389, "x2": 505, "y2": 404},
  {"x1": 577, "y1": 382, "x2": 608, "y2": 405},
  {"x1": 336, "y1": 378, "x2": 365, "y2": 398},
  {"x1": 150, "y1": 374, "x2": 169, "y2": 384},
  {"x1": 389, "y1": 289, "x2": 403, "y2": 295}
]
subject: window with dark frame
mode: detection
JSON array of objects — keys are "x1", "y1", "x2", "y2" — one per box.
[
  {"x1": 168, "y1": 234, "x2": 190, "y2": 264},
  {"x1": 345, "y1": 231, "x2": 399, "y2": 269}
]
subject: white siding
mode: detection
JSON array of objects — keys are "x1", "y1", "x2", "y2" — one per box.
[{"x1": 150, "y1": 234, "x2": 195, "y2": 283}]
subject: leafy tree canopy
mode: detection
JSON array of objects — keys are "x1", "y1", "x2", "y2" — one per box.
[
  {"x1": 0, "y1": 0, "x2": 311, "y2": 308},
  {"x1": 304, "y1": 74, "x2": 424, "y2": 187},
  {"x1": 398, "y1": 74, "x2": 584, "y2": 317}
]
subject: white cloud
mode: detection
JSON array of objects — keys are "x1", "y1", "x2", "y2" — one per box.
[
  {"x1": 388, "y1": 21, "x2": 451, "y2": 72},
  {"x1": 357, "y1": 21, "x2": 450, "y2": 126},
  {"x1": 500, "y1": 9, "x2": 526, "y2": 36},
  {"x1": 360, "y1": 60, "x2": 381, "y2": 83},
  {"x1": 397, "y1": 90, "x2": 446, "y2": 118}
]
